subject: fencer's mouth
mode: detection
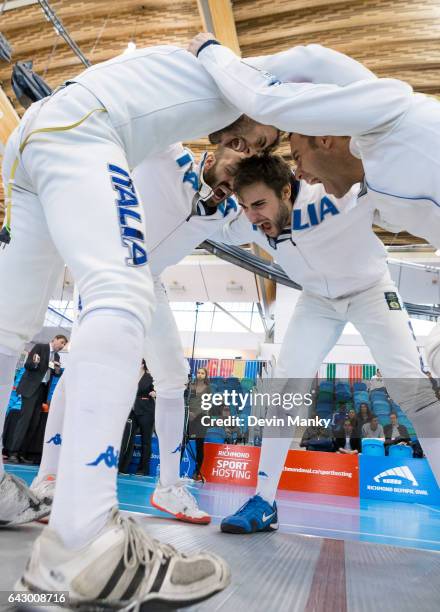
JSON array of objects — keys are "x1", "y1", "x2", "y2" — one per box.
[
  {"x1": 213, "y1": 184, "x2": 231, "y2": 202},
  {"x1": 256, "y1": 220, "x2": 272, "y2": 233}
]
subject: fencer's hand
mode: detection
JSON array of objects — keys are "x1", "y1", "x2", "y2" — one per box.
[
  {"x1": 149, "y1": 391, "x2": 156, "y2": 398},
  {"x1": 188, "y1": 32, "x2": 217, "y2": 56}
]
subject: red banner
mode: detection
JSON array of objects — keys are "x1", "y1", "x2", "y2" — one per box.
[
  {"x1": 279, "y1": 450, "x2": 359, "y2": 497},
  {"x1": 202, "y1": 444, "x2": 359, "y2": 497},
  {"x1": 201, "y1": 443, "x2": 260, "y2": 486}
]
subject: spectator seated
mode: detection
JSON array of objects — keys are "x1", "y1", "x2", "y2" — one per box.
[{"x1": 362, "y1": 438, "x2": 385, "y2": 456}]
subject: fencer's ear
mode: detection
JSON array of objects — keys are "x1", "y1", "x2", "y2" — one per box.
[
  {"x1": 203, "y1": 152, "x2": 216, "y2": 170},
  {"x1": 281, "y1": 182, "x2": 291, "y2": 201}
]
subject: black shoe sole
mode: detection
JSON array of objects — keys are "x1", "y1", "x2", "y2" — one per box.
[{"x1": 221, "y1": 519, "x2": 278, "y2": 534}]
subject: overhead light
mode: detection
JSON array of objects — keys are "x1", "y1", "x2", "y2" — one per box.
[
  {"x1": 123, "y1": 41, "x2": 137, "y2": 55},
  {"x1": 226, "y1": 280, "x2": 243, "y2": 293},
  {"x1": 168, "y1": 281, "x2": 186, "y2": 293}
]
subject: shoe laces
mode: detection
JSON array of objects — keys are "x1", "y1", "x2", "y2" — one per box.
[
  {"x1": 235, "y1": 495, "x2": 262, "y2": 516},
  {"x1": 172, "y1": 482, "x2": 199, "y2": 511},
  {"x1": 31, "y1": 475, "x2": 55, "y2": 501},
  {"x1": 115, "y1": 511, "x2": 180, "y2": 572},
  {"x1": 7, "y1": 473, "x2": 40, "y2": 508}
]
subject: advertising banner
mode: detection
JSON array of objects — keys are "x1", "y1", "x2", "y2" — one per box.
[
  {"x1": 201, "y1": 443, "x2": 260, "y2": 486},
  {"x1": 279, "y1": 450, "x2": 359, "y2": 497},
  {"x1": 359, "y1": 456, "x2": 440, "y2": 504}
]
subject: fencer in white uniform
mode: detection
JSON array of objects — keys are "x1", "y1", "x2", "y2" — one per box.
[
  {"x1": 1, "y1": 43, "x2": 377, "y2": 532},
  {"x1": 191, "y1": 35, "x2": 440, "y2": 482},
  {"x1": 214, "y1": 154, "x2": 440, "y2": 534},
  {"x1": 0, "y1": 45, "x2": 261, "y2": 607},
  {"x1": 36, "y1": 142, "x2": 242, "y2": 524}
]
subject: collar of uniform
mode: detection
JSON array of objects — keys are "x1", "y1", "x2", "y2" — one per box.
[{"x1": 358, "y1": 177, "x2": 368, "y2": 198}]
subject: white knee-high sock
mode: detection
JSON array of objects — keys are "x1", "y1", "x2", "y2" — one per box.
[
  {"x1": 36, "y1": 374, "x2": 66, "y2": 481},
  {"x1": 0, "y1": 345, "x2": 20, "y2": 478},
  {"x1": 50, "y1": 308, "x2": 144, "y2": 549},
  {"x1": 257, "y1": 437, "x2": 292, "y2": 505},
  {"x1": 154, "y1": 393, "x2": 185, "y2": 487}
]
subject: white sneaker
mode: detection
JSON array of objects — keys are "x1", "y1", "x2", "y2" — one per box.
[
  {"x1": 0, "y1": 472, "x2": 51, "y2": 526},
  {"x1": 31, "y1": 473, "x2": 56, "y2": 503},
  {"x1": 151, "y1": 481, "x2": 211, "y2": 525},
  {"x1": 16, "y1": 508, "x2": 230, "y2": 609}
]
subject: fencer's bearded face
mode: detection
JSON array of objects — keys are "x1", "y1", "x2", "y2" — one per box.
[
  {"x1": 237, "y1": 182, "x2": 292, "y2": 238},
  {"x1": 202, "y1": 148, "x2": 243, "y2": 208}
]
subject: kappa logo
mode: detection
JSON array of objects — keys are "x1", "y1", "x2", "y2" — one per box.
[
  {"x1": 87, "y1": 445, "x2": 119, "y2": 469},
  {"x1": 293, "y1": 197, "x2": 339, "y2": 231},
  {"x1": 46, "y1": 433, "x2": 62, "y2": 446},
  {"x1": 374, "y1": 466, "x2": 418, "y2": 487},
  {"x1": 108, "y1": 164, "x2": 147, "y2": 267}
]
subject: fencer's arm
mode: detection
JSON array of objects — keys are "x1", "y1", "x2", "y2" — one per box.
[
  {"x1": 196, "y1": 43, "x2": 412, "y2": 136},
  {"x1": 246, "y1": 44, "x2": 376, "y2": 86},
  {"x1": 211, "y1": 209, "x2": 258, "y2": 246}
]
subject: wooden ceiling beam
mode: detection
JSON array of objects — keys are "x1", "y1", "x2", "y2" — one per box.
[
  {"x1": 196, "y1": 0, "x2": 240, "y2": 55},
  {"x1": 237, "y1": 9, "x2": 440, "y2": 46}
]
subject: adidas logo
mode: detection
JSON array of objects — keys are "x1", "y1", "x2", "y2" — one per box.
[{"x1": 374, "y1": 466, "x2": 418, "y2": 487}]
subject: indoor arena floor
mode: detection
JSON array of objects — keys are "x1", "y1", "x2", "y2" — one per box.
[{"x1": 2, "y1": 465, "x2": 440, "y2": 612}]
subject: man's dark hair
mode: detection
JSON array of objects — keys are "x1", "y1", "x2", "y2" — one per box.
[
  {"x1": 234, "y1": 154, "x2": 292, "y2": 199},
  {"x1": 54, "y1": 334, "x2": 68, "y2": 343},
  {"x1": 370, "y1": 414, "x2": 378, "y2": 421},
  {"x1": 389, "y1": 412, "x2": 398, "y2": 418}
]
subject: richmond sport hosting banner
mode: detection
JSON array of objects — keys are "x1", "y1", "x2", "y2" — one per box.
[{"x1": 201, "y1": 444, "x2": 359, "y2": 497}]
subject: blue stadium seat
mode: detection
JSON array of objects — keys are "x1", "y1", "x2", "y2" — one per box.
[
  {"x1": 362, "y1": 438, "x2": 385, "y2": 456},
  {"x1": 389, "y1": 444, "x2": 413, "y2": 458},
  {"x1": 353, "y1": 382, "x2": 367, "y2": 392}
]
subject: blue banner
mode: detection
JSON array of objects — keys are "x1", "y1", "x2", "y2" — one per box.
[{"x1": 360, "y1": 455, "x2": 440, "y2": 505}]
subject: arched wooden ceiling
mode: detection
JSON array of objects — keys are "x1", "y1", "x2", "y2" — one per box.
[{"x1": 0, "y1": 0, "x2": 439, "y2": 245}]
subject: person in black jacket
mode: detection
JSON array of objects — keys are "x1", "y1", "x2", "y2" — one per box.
[
  {"x1": 334, "y1": 419, "x2": 361, "y2": 454},
  {"x1": 8, "y1": 335, "x2": 68, "y2": 463},
  {"x1": 119, "y1": 360, "x2": 156, "y2": 476},
  {"x1": 384, "y1": 412, "x2": 411, "y2": 451}
]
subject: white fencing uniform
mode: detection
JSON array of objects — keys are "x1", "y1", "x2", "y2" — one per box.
[
  {"x1": 132, "y1": 143, "x2": 238, "y2": 398},
  {"x1": 198, "y1": 43, "x2": 440, "y2": 249},
  {"x1": 0, "y1": 46, "x2": 242, "y2": 353},
  {"x1": 198, "y1": 41, "x2": 440, "y2": 409},
  {"x1": 218, "y1": 180, "x2": 440, "y2": 492},
  {"x1": 0, "y1": 46, "x2": 241, "y2": 539}
]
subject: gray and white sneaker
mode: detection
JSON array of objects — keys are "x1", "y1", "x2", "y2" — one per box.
[
  {"x1": 16, "y1": 507, "x2": 230, "y2": 610},
  {"x1": 0, "y1": 472, "x2": 51, "y2": 526}
]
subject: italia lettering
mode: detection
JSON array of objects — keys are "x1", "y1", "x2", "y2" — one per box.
[
  {"x1": 293, "y1": 197, "x2": 340, "y2": 230},
  {"x1": 108, "y1": 164, "x2": 147, "y2": 266}
]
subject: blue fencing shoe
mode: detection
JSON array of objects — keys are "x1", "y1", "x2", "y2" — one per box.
[{"x1": 220, "y1": 494, "x2": 278, "y2": 534}]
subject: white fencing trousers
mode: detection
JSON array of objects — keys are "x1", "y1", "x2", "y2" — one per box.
[
  {"x1": 0, "y1": 82, "x2": 154, "y2": 355},
  {"x1": 142, "y1": 278, "x2": 190, "y2": 399}
]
